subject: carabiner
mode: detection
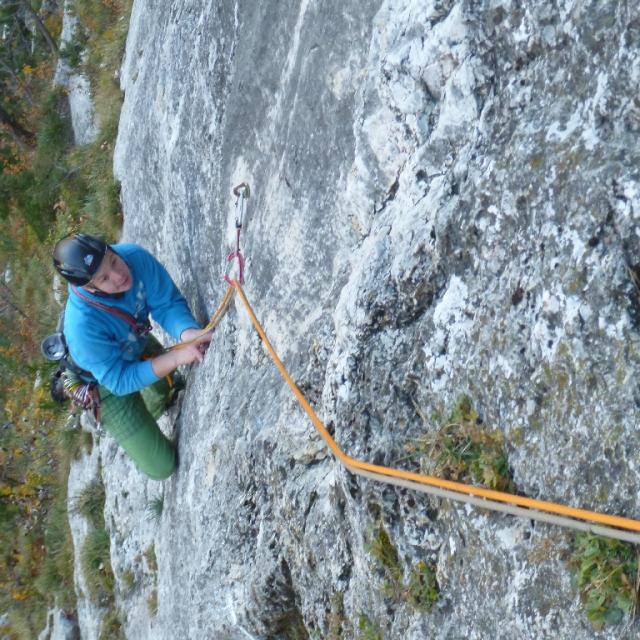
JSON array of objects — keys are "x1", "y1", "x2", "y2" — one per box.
[{"x1": 232, "y1": 182, "x2": 250, "y2": 228}]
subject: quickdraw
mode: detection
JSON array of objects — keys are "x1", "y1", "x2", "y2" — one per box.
[{"x1": 224, "y1": 182, "x2": 249, "y2": 286}]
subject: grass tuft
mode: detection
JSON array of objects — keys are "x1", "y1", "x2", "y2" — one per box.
[
  {"x1": 406, "y1": 396, "x2": 515, "y2": 492},
  {"x1": 54, "y1": 413, "x2": 93, "y2": 463},
  {"x1": 120, "y1": 568, "x2": 136, "y2": 593},
  {"x1": 405, "y1": 560, "x2": 440, "y2": 611},
  {"x1": 356, "y1": 615, "x2": 383, "y2": 640},
  {"x1": 80, "y1": 528, "x2": 114, "y2": 605},
  {"x1": 272, "y1": 605, "x2": 309, "y2": 640},
  {"x1": 98, "y1": 607, "x2": 125, "y2": 640},
  {"x1": 366, "y1": 523, "x2": 440, "y2": 612},
  {"x1": 143, "y1": 544, "x2": 158, "y2": 573},
  {"x1": 71, "y1": 480, "x2": 105, "y2": 529},
  {"x1": 366, "y1": 524, "x2": 402, "y2": 584},
  {"x1": 35, "y1": 494, "x2": 76, "y2": 610},
  {"x1": 146, "y1": 496, "x2": 164, "y2": 522},
  {"x1": 147, "y1": 589, "x2": 158, "y2": 617},
  {"x1": 326, "y1": 592, "x2": 346, "y2": 640}
]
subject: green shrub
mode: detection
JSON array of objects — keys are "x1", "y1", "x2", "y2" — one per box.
[
  {"x1": 569, "y1": 533, "x2": 637, "y2": 629},
  {"x1": 59, "y1": 32, "x2": 87, "y2": 69},
  {"x1": 35, "y1": 90, "x2": 72, "y2": 158},
  {"x1": 74, "y1": 0, "x2": 121, "y2": 36},
  {"x1": 405, "y1": 560, "x2": 439, "y2": 611},
  {"x1": 21, "y1": 89, "x2": 73, "y2": 239}
]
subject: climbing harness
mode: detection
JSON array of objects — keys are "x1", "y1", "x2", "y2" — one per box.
[
  {"x1": 42, "y1": 285, "x2": 154, "y2": 422},
  {"x1": 168, "y1": 182, "x2": 640, "y2": 544},
  {"x1": 54, "y1": 285, "x2": 152, "y2": 422},
  {"x1": 224, "y1": 182, "x2": 250, "y2": 286}
]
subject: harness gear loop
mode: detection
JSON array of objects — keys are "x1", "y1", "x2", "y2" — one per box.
[
  {"x1": 62, "y1": 369, "x2": 101, "y2": 423},
  {"x1": 224, "y1": 183, "x2": 250, "y2": 286}
]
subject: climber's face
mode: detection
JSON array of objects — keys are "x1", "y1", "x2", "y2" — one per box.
[{"x1": 84, "y1": 250, "x2": 132, "y2": 295}]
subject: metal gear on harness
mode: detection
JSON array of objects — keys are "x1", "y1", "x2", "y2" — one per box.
[
  {"x1": 224, "y1": 182, "x2": 250, "y2": 286},
  {"x1": 61, "y1": 369, "x2": 101, "y2": 424}
]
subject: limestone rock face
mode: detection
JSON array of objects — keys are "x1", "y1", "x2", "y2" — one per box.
[{"x1": 71, "y1": 0, "x2": 640, "y2": 638}]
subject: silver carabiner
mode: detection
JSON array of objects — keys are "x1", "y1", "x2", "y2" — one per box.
[{"x1": 232, "y1": 182, "x2": 250, "y2": 228}]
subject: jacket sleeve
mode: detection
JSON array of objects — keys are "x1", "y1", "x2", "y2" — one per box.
[
  {"x1": 68, "y1": 325, "x2": 159, "y2": 396},
  {"x1": 138, "y1": 247, "x2": 199, "y2": 340}
]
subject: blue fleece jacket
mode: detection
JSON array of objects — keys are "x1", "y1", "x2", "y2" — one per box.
[{"x1": 64, "y1": 243, "x2": 199, "y2": 396}]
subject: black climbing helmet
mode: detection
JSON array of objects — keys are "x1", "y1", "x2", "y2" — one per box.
[{"x1": 53, "y1": 234, "x2": 108, "y2": 286}]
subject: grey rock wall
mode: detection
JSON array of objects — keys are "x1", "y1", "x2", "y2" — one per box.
[{"x1": 71, "y1": 0, "x2": 640, "y2": 638}]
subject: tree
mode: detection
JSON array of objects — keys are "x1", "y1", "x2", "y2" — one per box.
[
  {"x1": 0, "y1": 281, "x2": 31, "y2": 322},
  {"x1": 17, "y1": 0, "x2": 58, "y2": 58},
  {"x1": 0, "y1": 0, "x2": 58, "y2": 58},
  {"x1": 0, "y1": 104, "x2": 35, "y2": 150}
]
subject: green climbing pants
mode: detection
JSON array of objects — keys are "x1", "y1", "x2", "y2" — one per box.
[{"x1": 98, "y1": 337, "x2": 177, "y2": 480}]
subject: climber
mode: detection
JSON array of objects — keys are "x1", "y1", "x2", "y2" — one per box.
[{"x1": 50, "y1": 233, "x2": 212, "y2": 480}]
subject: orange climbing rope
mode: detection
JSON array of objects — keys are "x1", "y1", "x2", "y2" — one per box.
[
  {"x1": 229, "y1": 282, "x2": 640, "y2": 543},
  {"x1": 169, "y1": 181, "x2": 640, "y2": 542},
  {"x1": 168, "y1": 285, "x2": 235, "y2": 350},
  {"x1": 172, "y1": 279, "x2": 640, "y2": 543}
]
